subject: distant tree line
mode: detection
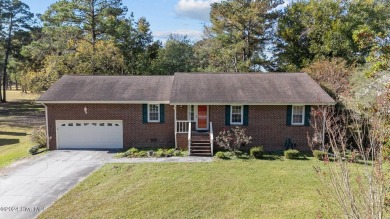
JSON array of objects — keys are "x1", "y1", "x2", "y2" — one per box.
[{"x1": 0, "y1": 0, "x2": 389, "y2": 100}]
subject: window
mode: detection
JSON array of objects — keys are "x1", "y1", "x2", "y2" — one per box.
[
  {"x1": 148, "y1": 104, "x2": 160, "y2": 122},
  {"x1": 230, "y1": 105, "x2": 243, "y2": 125},
  {"x1": 292, "y1": 105, "x2": 305, "y2": 125},
  {"x1": 188, "y1": 105, "x2": 195, "y2": 122}
]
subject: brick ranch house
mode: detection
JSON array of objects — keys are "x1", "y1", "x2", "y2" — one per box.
[{"x1": 36, "y1": 73, "x2": 335, "y2": 156}]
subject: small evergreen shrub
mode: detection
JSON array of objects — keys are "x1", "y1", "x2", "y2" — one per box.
[
  {"x1": 284, "y1": 149, "x2": 300, "y2": 159},
  {"x1": 155, "y1": 148, "x2": 165, "y2": 157},
  {"x1": 166, "y1": 148, "x2": 175, "y2": 156},
  {"x1": 136, "y1": 151, "x2": 147, "y2": 157},
  {"x1": 29, "y1": 146, "x2": 39, "y2": 155},
  {"x1": 173, "y1": 150, "x2": 183, "y2": 156},
  {"x1": 223, "y1": 151, "x2": 236, "y2": 159},
  {"x1": 250, "y1": 146, "x2": 264, "y2": 159},
  {"x1": 313, "y1": 150, "x2": 327, "y2": 160},
  {"x1": 214, "y1": 151, "x2": 225, "y2": 159}
]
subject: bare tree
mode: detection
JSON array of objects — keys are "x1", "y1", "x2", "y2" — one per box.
[{"x1": 308, "y1": 97, "x2": 389, "y2": 218}]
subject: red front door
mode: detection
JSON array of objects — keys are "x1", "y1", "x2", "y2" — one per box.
[{"x1": 197, "y1": 105, "x2": 208, "y2": 130}]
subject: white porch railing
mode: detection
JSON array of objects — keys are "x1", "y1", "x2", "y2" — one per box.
[
  {"x1": 188, "y1": 122, "x2": 192, "y2": 155},
  {"x1": 209, "y1": 122, "x2": 214, "y2": 156},
  {"x1": 176, "y1": 120, "x2": 189, "y2": 133}
]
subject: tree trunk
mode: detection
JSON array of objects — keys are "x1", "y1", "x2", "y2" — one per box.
[
  {"x1": 91, "y1": 0, "x2": 96, "y2": 74},
  {"x1": 2, "y1": 14, "x2": 13, "y2": 102},
  {"x1": 15, "y1": 78, "x2": 18, "y2": 90}
]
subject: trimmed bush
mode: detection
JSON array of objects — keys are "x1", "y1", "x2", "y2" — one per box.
[
  {"x1": 284, "y1": 149, "x2": 300, "y2": 159},
  {"x1": 155, "y1": 148, "x2": 165, "y2": 157},
  {"x1": 223, "y1": 151, "x2": 236, "y2": 159},
  {"x1": 313, "y1": 150, "x2": 327, "y2": 160},
  {"x1": 29, "y1": 146, "x2": 39, "y2": 155},
  {"x1": 250, "y1": 146, "x2": 264, "y2": 159},
  {"x1": 166, "y1": 148, "x2": 175, "y2": 156},
  {"x1": 173, "y1": 150, "x2": 183, "y2": 156},
  {"x1": 136, "y1": 151, "x2": 148, "y2": 157},
  {"x1": 214, "y1": 151, "x2": 225, "y2": 159}
]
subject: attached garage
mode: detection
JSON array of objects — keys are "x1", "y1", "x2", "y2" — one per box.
[{"x1": 56, "y1": 120, "x2": 123, "y2": 149}]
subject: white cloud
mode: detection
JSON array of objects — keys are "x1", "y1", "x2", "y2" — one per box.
[
  {"x1": 174, "y1": 0, "x2": 222, "y2": 21},
  {"x1": 154, "y1": 29, "x2": 203, "y2": 41}
]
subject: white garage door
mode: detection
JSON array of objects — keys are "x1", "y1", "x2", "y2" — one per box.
[{"x1": 56, "y1": 120, "x2": 123, "y2": 149}]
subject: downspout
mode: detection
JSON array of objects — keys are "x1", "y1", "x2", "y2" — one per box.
[
  {"x1": 322, "y1": 107, "x2": 326, "y2": 151},
  {"x1": 42, "y1": 103, "x2": 50, "y2": 150},
  {"x1": 174, "y1": 105, "x2": 177, "y2": 149}
]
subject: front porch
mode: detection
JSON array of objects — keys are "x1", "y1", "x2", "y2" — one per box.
[{"x1": 174, "y1": 105, "x2": 214, "y2": 156}]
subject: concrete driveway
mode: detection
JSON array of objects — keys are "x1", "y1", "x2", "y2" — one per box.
[{"x1": 0, "y1": 150, "x2": 115, "y2": 219}]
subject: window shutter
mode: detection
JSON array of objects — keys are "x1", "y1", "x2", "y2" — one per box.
[
  {"x1": 243, "y1": 105, "x2": 249, "y2": 126},
  {"x1": 142, "y1": 104, "x2": 148, "y2": 124},
  {"x1": 304, "y1": 105, "x2": 311, "y2": 126},
  {"x1": 225, "y1": 105, "x2": 230, "y2": 126},
  {"x1": 286, "y1": 105, "x2": 292, "y2": 126},
  {"x1": 160, "y1": 104, "x2": 165, "y2": 124}
]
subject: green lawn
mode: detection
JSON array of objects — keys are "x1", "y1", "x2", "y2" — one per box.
[
  {"x1": 39, "y1": 159, "x2": 334, "y2": 219},
  {"x1": 0, "y1": 90, "x2": 44, "y2": 168}
]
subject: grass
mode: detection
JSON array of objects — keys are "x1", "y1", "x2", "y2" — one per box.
[
  {"x1": 38, "y1": 159, "x2": 335, "y2": 219},
  {"x1": 0, "y1": 90, "x2": 44, "y2": 168}
]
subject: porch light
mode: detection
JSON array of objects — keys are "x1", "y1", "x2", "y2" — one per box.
[{"x1": 84, "y1": 106, "x2": 88, "y2": 115}]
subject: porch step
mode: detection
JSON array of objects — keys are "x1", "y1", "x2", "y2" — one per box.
[
  {"x1": 191, "y1": 142, "x2": 211, "y2": 145},
  {"x1": 190, "y1": 153, "x2": 212, "y2": 157},
  {"x1": 190, "y1": 133, "x2": 212, "y2": 157},
  {"x1": 191, "y1": 136, "x2": 210, "y2": 141}
]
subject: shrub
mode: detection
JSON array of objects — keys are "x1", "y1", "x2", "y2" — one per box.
[
  {"x1": 166, "y1": 148, "x2": 175, "y2": 156},
  {"x1": 250, "y1": 146, "x2": 264, "y2": 159},
  {"x1": 223, "y1": 151, "x2": 236, "y2": 159},
  {"x1": 29, "y1": 146, "x2": 39, "y2": 155},
  {"x1": 313, "y1": 150, "x2": 327, "y2": 160},
  {"x1": 173, "y1": 150, "x2": 184, "y2": 156},
  {"x1": 129, "y1": 147, "x2": 139, "y2": 154},
  {"x1": 155, "y1": 148, "x2": 165, "y2": 157},
  {"x1": 136, "y1": 151, "x2": 147, "y2": 157},
  {"x1": 214, "y1": 151, "x2": 225, "y2": 159},
  {"x1": 215, "y1": 126, "x2": 252, "y2": 152},
  {"x1": 284, "y1": 149, "x2": 300, "y2": 159},
  {"x1": 31, "y1": 126, "x2": 46, "y2": 148}
]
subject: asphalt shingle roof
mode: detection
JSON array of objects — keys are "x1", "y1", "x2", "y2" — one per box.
[
  {"x1": 170, "y1": 73, "x2": 335, "y2": 105},
  {"x1": 37, "y1": 73, "x2": 335, "y2": 105},
  {"x1": 37, "y1": 75, "x2": 174, "y2": 102}
]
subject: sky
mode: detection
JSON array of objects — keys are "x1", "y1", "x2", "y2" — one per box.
[{"x1": 23, "y1": 0, "x2": 291, "y2": 42}]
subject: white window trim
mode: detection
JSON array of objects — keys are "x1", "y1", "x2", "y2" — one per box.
[
  {"x1": 187, "y1": 105, "x2": 195, "y2": 122},
  {"x1": 230, "y1": 105, "x2": 243, "y2": 125},
  {"x1": 291, "y1": 105, "x2": 305, "y2": 125},
  {"x1": 148, "y1": 104, "x2": 160, "y2": 123}
]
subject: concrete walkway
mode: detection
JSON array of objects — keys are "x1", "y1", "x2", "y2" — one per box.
[
  {"x1": 0, "y1": 150, "x2": 114, "y2": 219},
  {"x1": 0, "y1": 150, "x2": 212, "y2": 219},
  {"x1": 110, "y1": 156, "x2": 213, "y2": 163}
]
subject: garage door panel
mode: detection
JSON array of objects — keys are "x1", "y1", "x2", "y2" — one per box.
[{"x1": 56, "y1": 120, "x2": 123, "y2": 149}]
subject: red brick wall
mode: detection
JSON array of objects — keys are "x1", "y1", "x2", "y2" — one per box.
[
  {"x1": 46, "y1": 104, "x2": 175, "y2": 150},
  {"x1": 176, "y1": 133, "x2": 188, "y2": 150},
  {"x1": 210, "y1": 105, "x2": 313, "y2": 151},
  {"x1": 46, "y1": 104, "x2": 313, "y2": 151}
]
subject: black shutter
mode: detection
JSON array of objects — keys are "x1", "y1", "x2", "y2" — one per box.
[
  {"x1": 286, "y1": 105, "x2": 292, "y2": 126},
  {"x1": 225, "y1": 105, "x2": 230, "y2": 126},
  {"x1": 160, "y1": 104, "x2": 165, "y2": 124},
  {"x1": 142, "y1": 104, "x2": 148, "y2": 124},
  {"x1": 243, "y1": 105, "x2": 249, "y2": 126},
  {"x1": 304, "y1": 105, "x2": 311, "y2": 126}
]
